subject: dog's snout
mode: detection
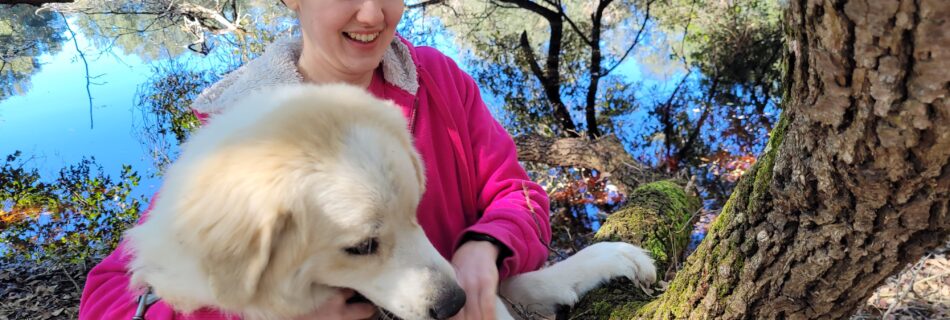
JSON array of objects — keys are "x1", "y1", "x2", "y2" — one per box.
[{"x1": 428, "y1": 285, "x2": 466, "y2": 319}]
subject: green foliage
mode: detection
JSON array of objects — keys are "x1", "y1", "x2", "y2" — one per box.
[
  {"x1": 0, "y1": 152, "x2": 146, "y2": 264},
  {"x1": 134, "y1": 62, "x2": 218, "y2": 174}
]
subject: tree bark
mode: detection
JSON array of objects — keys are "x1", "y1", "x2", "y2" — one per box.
[
  {"x1": 612, "y1": 0, "x2": 950, "y2": 318},
  {"x1": 551, "y1": 0, "x2": 949, "y2": 318}
]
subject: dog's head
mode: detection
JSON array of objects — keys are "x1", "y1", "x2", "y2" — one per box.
[{"x1": 126, "y1": 84, "x2": 464, "y2": 319}]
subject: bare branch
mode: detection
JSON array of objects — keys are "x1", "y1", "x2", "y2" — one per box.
[
  {"x1": 583, "y1": 0, "x2": 614, "y2": 139},
  {"x1": 603, "y1": 0, "x2": 653, "y2": 76},
  {"x1": 518, "y1": 31, "x2": 548, "y2": 84},
  {"x1": 500, "y1": 0, "x2": 578, "y2": 137},
  {"x1": 556, "y1": 2, "x2": 592, "y2": 45},
  {"x1": 515, "y1": 134, "x2": 658, "y2": 193},
  {"x1": 407, "y1": 0, "x2": 445, "y2": 9},
  {"x1": 58, "y1": 12, "x2": 95, "y2": 129},
  {"x1": 0, "y1": 0, "x2": 73, "y2": 6},
  {"x1": 674, "y1": 75, "x2": 719, "y2": 166}
]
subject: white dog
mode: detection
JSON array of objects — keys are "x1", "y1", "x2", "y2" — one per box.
[{"x1": 125, "y1": 84, "x2": 656, "y2": 320}]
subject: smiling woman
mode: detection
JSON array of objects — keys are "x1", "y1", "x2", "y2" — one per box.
[
  {"x1": 78, "y1": 1, "x2": 553, "y2": 319},
  {"x1": 284, "y1": 0, "x2": 405, "y2": 87}
]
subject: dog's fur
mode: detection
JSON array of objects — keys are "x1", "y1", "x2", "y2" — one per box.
[{"x1": 125, "y1": 84, "x2": 656, "y2": 320}]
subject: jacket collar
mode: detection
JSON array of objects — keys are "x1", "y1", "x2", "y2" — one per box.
[{"x1": 192, "y1": 35, "x2": 420, "y2": 116}]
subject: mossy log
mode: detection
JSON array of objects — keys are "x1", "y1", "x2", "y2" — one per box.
[
  {"x1": 594, "y1": 180, "x2": 701, "y2": 273},
  {"x1": 568, "y1": 180, "x2": 700, "y2": 320}
]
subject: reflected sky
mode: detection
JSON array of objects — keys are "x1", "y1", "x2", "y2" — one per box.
[
  {"x1": 0, "y1": 11, "x2": 672, "y2": 205},
  {"x1": 0, "y1": 26, "x2": 163, "y2": 197}
]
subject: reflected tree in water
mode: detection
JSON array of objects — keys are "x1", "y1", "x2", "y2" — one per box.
[
  {"x1": 0, "y1": 152, "x2": 145, "y2": 264},
  {"x1": 425, "y1": 0, "x2": 783, "y2": 209},
  {"x1": 40, "y1": 0, "x2": 295, "y2": 61},
  {"x1": 0, "y1": 5, "x2": 66, "y2": 101},
  {"x1": 133, "y1": 62, "x2": 215, "y2": 175}
]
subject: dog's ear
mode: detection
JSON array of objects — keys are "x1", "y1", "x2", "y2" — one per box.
[
  {"x1": 181, "y1": 186, "x2": 291, "y2": 306},
  {"x1": 409, "y1": 150, "x2": 426, "y2": 195},
  {"x1": 213, "y1": 210, "x2": 289, "y2": 305}
]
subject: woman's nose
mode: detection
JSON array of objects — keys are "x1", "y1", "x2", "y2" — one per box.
[{"x1": 355, "y1": 0, "x2": 385, "y2": 26}]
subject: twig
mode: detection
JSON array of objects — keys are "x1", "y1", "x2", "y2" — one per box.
[
  {"x1": 57, "y1": 263, "x2": 82, "y2": 293},
  {"x1": 883, "y1": 253, "x2": 932, "y2": 318}
]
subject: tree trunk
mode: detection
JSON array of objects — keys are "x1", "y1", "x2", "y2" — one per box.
[{"x1": 618, "y1": 0, "x2": 950, "y2": 318}]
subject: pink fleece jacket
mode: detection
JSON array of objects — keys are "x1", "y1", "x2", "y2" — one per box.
[{"x1": 78, "y1": 37, "x2": 551, "y2": 319}]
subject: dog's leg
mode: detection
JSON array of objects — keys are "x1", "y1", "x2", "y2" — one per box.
[{"x1": 497, "y1": 242, "x2": 656, "y2": 318}]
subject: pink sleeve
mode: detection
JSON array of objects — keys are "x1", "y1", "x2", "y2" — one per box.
[
  {"x1": 79, "y1": 199, "x2": 235, "y2": 320},
  {"x1": 439, "y1": 59, "x2": 552, "y2": 279}
]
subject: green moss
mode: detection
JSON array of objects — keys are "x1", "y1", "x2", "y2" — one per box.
[
  {"x1": 567, "y1": 115, "x2": 790, "y2": 319},
  {"x1": 622, "y1": 114, "x2": 789, "y2": 319},
  {"x1": 595, "y1": 180, "x2": 700, "y2": 272},
  {"x1": 571, "y1": 279, "x2": 655, "y2": 320}
]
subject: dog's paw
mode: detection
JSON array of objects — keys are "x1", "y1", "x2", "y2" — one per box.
[{"x1": 576, "y1": 242, "x2": 657, "y2": 286}]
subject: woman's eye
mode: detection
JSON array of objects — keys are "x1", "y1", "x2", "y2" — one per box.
[{"x1": 344, "y1": 238, "x2": 379, "y2": 255}]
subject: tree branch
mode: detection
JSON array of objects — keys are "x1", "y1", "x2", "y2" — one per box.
[
  {"x1": 514, "y1": 134, "x2": 658, "y2": 194},
  {"x1": 518, "y1": 31, "x2": 548, "y2": 85},
  {"x1": 501, "y1": 0, "x2": 578, "y2": 137},
  {"x1": 673, "y1": 76, "x2": 718, "y2": 167},
  {"x1": 603, "y1": 0, "x2": 653, "y2": 76},
  {"x1": 407, "y1": 0, "x2": 445, "y2": 9},
  {"x1": 1, "y1": 0, "x2": 73, "y2": 6},
  {"x1": 583, "y1": 0, "x2": 614, "y2": 139},
  {"x1": 59, "y1": 12, "x2": 94, "y2": 129}
]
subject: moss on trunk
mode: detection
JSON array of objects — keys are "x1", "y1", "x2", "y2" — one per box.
[{"x1": 630, "y1": 115, "x2": 789, "y2": 319}]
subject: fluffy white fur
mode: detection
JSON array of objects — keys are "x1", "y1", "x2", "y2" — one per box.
[{"x1": 125, "y1": 84, "x2": 656, "y2": 320}]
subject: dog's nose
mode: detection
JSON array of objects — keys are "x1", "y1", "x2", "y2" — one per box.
[{"x1": 428, "y1": 285, "x2": 466, "y2": 319}]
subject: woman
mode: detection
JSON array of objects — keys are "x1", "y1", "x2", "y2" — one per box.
[{"x1": 78, "y1": 1, "x2": 551, "y2": 319}]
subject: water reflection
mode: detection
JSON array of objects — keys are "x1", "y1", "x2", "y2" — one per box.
[{"x1": 0, "y1": 6, "x2": 66, "y2": 101}]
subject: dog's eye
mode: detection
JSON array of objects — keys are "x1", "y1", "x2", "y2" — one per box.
[{"x1": 344, "y1": 238, "x2": 379, "y2": 256}]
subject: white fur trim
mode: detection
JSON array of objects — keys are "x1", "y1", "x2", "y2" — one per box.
[{"x1": 192, "y1": 36, "x2": 418, "y2": 116}]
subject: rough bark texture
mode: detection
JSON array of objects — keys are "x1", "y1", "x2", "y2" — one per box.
[
  {"x1": 631, "y1": 0, "x2": 950, "y2": 318},
  {"x1": 514, "y1": 134, "x2": 661, "y2": 194}
]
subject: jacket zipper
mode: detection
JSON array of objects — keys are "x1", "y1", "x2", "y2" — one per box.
[{"x1": 409, "y1": 96, "x2": 419, "y2": 134}]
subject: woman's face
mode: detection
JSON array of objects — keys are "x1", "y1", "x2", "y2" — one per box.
[{"x1": 284, "y1": 0, "x2": 405, "y2": 80}]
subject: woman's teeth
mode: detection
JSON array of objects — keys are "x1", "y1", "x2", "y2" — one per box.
[{"x1": 345, "y1": 32, "x2": 380, "y2": 43}]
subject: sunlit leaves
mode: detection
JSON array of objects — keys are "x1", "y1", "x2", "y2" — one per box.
[
  {"x1": 133, "y1": 61, "x2": 217, "y2": 174},
  {"x1": 0, "y1": 152, "x2": 145, "y2": 264}
]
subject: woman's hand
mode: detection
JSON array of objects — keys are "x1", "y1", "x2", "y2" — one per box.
[
  {"x1": 449, "y1": 240, "x2": 501, "y2": 320},
  {"x1": 294, "y1": 288, "x2": 377, "y2": 320}
]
